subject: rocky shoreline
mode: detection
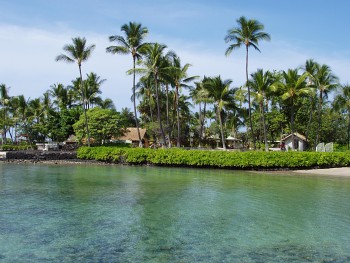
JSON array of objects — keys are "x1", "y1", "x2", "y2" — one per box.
[
  {"x1": 0, "y1": 150, "x2": 120, "y2": 165},
  {"x1": 5, "y1": 150, "x2": 76, "y2": 160}
]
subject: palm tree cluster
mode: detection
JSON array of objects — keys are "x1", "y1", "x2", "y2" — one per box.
[
  {"x1": 1, "y1": 17, "x2": 350, "y2": 150},
  {"x1": 0, "y1": 73, "x2": 116, "y2": 144}
]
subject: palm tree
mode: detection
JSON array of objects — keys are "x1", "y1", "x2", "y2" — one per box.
[
  {"x1": 135, "y1": 76, "x2": 155, "y2": 123},
  {"x1": 135, "y1": 43, "x2": 171, "y2": 146},
  {"x1": 225, "y1": 16, "x2": 271, "y2": 149},
  {"x1": 311, "y1": 64, "x2": 338, "y2": 147},
  {"x1": 204, "y1": 76, "x2": 233, "y2": 150},
  {"x1": 98, "y1": 98, "x2": 116, "y2": 110},
  {"x1": 190, "y1": 79, "x2": 212, "y2": 147},
  {"x1": 56, "y1": 37, "x2": 95, "y2": 146},
  {"x1": 168, "y1": 55, "x2": 199, "y2": 147},
  {"x1": 83, "y1": 72, "x2": 105, "y2": 109},
  {"x1": 106, "y1": 22, "x2": 148, "y2": 147},
  {"x1": 333, "y1": 84, "x2": 350, "y2": 149},
  {"x1": 248, "y1": 69, "x2": 274, "y2": 152},
  {"x1": 272, "y1": 69, "x2": 313, "y2": 150},
  {"x1": 42, "y1": 91, "x2": 52, "y2": 118},
  {"x1": 15, "y1": 95, "x2": 31, "y2": 144},
  {"x1": 303, "y1": 59, "x2": 318, "y2": 143},
  {"x1": 49, "y1": 83, "x2": 68, "y2": 111},
  {"x1": 0, "y1": 84, "x2": 10, "y2": 144}
]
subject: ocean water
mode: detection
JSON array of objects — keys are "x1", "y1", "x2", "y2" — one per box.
[{"x1": 1, "y1": 163, "x2": 350, "y2": 262}]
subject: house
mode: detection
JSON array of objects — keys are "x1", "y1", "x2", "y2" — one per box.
[
  {"x1": 115, "y1": 128, "x2": 147, "y2": 147},
  {"x1": 64, "y1": 134, "x2": 78, "y2": 145},
  {"x1": 283, "y1": 132, "x2": 307, "y2": 151},
  {"x1": 226, "y1": 136, "x2": 243, "y2": 149}
]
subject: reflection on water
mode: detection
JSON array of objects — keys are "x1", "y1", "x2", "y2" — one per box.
[{"x1": 1, "y1": 163, "x2": 350, "y2": 262}]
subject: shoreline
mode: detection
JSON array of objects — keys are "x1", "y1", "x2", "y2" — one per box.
[
  {"x1": 291, "y1": 167, "x2": 350, "y2": 177},
  {"x1": 2, "y1": 158, "x2": 350, "y2": 176}
]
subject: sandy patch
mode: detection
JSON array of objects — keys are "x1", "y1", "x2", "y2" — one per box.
[{"x1": 293, "y1": 167, "x2": 350, "y2": 177}]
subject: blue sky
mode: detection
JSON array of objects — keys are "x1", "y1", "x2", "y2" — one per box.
[{"x1": 1, "y1": 0, "x2": 350, "y2": 110}]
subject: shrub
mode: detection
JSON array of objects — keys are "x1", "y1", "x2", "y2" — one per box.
[
  {"x1": 77, "y1": 147, "x2": 350, "y2": 169},
  {"x1": 0, "y1": 144, "x2": 37, "y2": 151}
]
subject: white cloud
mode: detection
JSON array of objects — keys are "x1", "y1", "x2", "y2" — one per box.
[
  {"x1": 0, "y1": 24, "x2": 133, "y2": 110},
  {"x1": 1, "y1": 24, "x2": 350, "y2": 114}
]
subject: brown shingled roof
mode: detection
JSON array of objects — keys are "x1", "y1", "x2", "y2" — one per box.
[{"x1": 117, "y1": 128, "x2": 147, "y2": 141}]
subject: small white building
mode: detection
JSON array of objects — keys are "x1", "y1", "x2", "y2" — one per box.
[
  {"x1": 226, "y1": 136, "x2": 243, "y2": 149},
  {"x1": 283, "y1": 133, "x2": 307, "y2": 151}
]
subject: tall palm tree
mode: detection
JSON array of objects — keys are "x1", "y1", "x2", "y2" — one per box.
[
  {"x1": 56, "y1": 37, "x2": 95, "y2": 146},
  {"x1": 135, "y1": 76, "x2": 155, "y2": 123},
  {"x1": 225, "y1": 16, "x2": 271, "y2": 149},
  {"x1": 135, "y1": 43, "x2": 171, "y2": 146},
  {"x1": 106, "y1": 22, "x2": 148, "y2": 147},
  {"x1": 204, "y1": 76, "x2": 233, "y2": 150},
  {"x1": 190, "y1": 79, "x2": 212, "y2": 147},
  {"x1": 0, "y1": 84, "x2": 10, "y2": 144},
  {"x1": 168, "y1": 55, "x2": 199, "y2": 147},
  {"x1": 333, "y1": 84, "x2": 350, "y2": 149},
  {"x1": 248, "y1": 69, "x2": 274, "y2": 152},
  {"x1": 272, "y1": 69, "x2": 313, "y2": 150},
  {"x1": 303, "y1": 59, "x2": 318, "y2": 143},
  {"x1": 312, "y1": 64, "x2": 338, "y2": 147},
  {"x1": 16, "y1": 95, "x2": 31, "y2": 144}
]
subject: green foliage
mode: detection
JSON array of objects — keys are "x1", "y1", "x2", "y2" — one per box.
[
  {"x1": 334, "y1": 143, "x2": 349, "y2": 152},
  {"x1": 73, "y1": 107, "x2": 124, "y2": 144},
  {"x1": 46, "y1": 108, "x2": 81, "y2": 142},
  {"x1": 0, "y1": 144, "x2": 37, "y2": 150},
  {"x1": 77, "y1": 147, "x2": 350, "y2": 169}
]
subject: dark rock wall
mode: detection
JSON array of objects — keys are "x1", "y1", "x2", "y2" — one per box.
[{"x1": 6, "y1": 151, "x2": 77, "y2": 160}]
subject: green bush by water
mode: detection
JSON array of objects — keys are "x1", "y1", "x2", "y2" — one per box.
[
  {"x1": 0, "y1": 144, "x2": 37, "y2": 151},
  {"x1": 77, "y1": 147, "x2": 350, "y2": 169}
]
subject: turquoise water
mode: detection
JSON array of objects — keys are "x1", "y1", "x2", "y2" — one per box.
[{"x1": 1, "y1": 163, "x2": 350, "y2": 262}]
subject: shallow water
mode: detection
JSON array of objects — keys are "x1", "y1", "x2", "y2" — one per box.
[{"x1": 1, "y1": 163, "x2": 350, "y2": 262}]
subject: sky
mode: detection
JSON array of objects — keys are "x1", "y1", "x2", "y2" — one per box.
[{"x1": 1, "y1": 0, "x2": 350, "y2": 111}]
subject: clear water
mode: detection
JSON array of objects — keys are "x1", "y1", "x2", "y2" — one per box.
[{"x1": 1, "y1": 163, "x2": 350, "y2": 262}]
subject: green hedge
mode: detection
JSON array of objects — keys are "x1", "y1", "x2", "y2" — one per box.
[
  {"x1": 0, "y1": 145, "x2": 38, "y2": 151},
  {"x1": 77, "y1": 147, "x2": 350, "y2": 169}
]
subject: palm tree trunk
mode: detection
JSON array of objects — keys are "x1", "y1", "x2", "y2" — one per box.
[
  {"x1": 260, "y1": 102, "x2": 268, "y2": 152},
  {"x1": 176, "y1": 85, "x2": 181, "y2": 147},
  {"x1": 201, "y1": 102, "x2": 207, "y2": 145},
  {"x1": 246, "y1": 45, "x2": 255, "y2": 149},
  {"x1": 154, "y1": 74, "x2": 167, "y2": 147},
  {"x1": 218, "y1": 107, "x2": 226, "y2": 150},
  {"x1": 9, "y1": 128, "x2": 13, "y2": 143},
  {"x1": 305, "y1": 97, "x2": 313, "y2": 146},
  {"x1": 79, "y1": 65, "x2": 91, "y2": 147},
  {"x1": 315, "y1": 91, "x2": 323, "y2": 148},
  {"x1": 148, "y1": 89, "x2": 153, "y2": 122},
  {"x1": 348, "y1": 111, "x2": 350, "y2": 150},
  {"x1": 198, "y1": 102, "x2": 202, "y2": 148},
  {"x1": 166, "y1": 84, "x2": 171, "y2": 147},
  {"x1": 14, "y1": 122, "x2": 17, "y2": 144},
  {"x1": 291, "y1": 102, "x2": 295, "y2": 150},
  {"x1": 2, "y1": 107, "x2": 6, "y2": 144},
  {"x1": 133, "y1": 56, "x2": 143, "y2": 147}
]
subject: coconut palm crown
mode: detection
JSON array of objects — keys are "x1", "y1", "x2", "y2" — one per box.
[
  {"x1": 225, "y1": 16, "x2": 271, "y2": 149},
  {"x1": 106, "y1": 22, "x2": 149, "y2": 147},
  {"x1": 56, "y1": 37, "x2": 95, "y2": 146}
]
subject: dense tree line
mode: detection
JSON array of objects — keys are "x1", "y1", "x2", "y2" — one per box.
[{"x1": 1, "y1": 17, "x2": 349, "y2": 150}]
